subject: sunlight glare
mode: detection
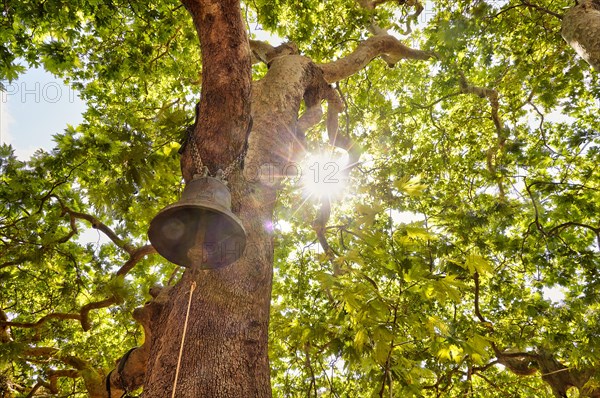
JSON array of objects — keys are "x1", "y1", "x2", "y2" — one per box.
[{"x1": 299, "y1": 151, "x2": 349, "y2": 200}]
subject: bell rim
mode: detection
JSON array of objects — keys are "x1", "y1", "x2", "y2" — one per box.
[
  {"x1": 148, "y1": 204, "x2": 247, "y2": 268},
  {"x1": 151, "y1": 201, "x2": 245, "y2": 229}
]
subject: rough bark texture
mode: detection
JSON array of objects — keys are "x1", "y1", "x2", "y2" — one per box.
[
  {"x1": 140, "y1": 0, "x2": 330, "y2": 395},
  {"x1": 142, "y1": 204, "x2": 275, "y2": 396},
  {"x1": 142, "y1": 56, "x2": 327, "y2": 398},
  {"x1": 179, "y1": 0, "x2": 253, "y2": 181},
  {"x1": 142, "y1": 0, "x2": 270, "y2": 396},
  {"x1": 562, "y1": 0, "x2": 600, "y2": 72},
  {"x1": 319, "y1": 35, "x2": 435, "y2": 83}
]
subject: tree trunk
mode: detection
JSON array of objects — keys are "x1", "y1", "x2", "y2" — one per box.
[
  {"x1": 141, "y1": 0, "x2": 274, "y2": 395},
  {"x1": 140, "y1": 0, "x2": 432, "y2": 394},
  {"x1": 142, "y1": 186, "x2": 276, "y2": 397},
  {"x1": 561, "y1": 0, "x2": 600, "y2": 72},
  {"x1": 142, "y1": 58, "x2": 321, "y2": 397},
  {"x1": 140, "y1": 0, "x2": 325, "y2": 394}
]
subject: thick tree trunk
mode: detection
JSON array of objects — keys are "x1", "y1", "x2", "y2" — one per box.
[
  {"x1": 561, "y1": 0, "x2": 600, "y2": 72},
  {"x1": 139, "y1": 1, "x2": 430, "y2": 395},
  {"x1": 142, "y1": 60, "x2": 319, "y2": 397},
  {"x1": 142, "y1": 0, "x2": 275, "y2": 395},
  {"x1": 179, "y1": 0, "x2": 253, "y2": 181},
  {"x1": 142, "y1": 186, "x2": 276, "y2": 397},
  {"x1": 140, "y1": 0, "x2": 322, "y2": 394}
]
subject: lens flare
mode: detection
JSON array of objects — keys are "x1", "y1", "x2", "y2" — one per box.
[{"x1": 299, "y1": 151, "x2": 349, "y2": 200}]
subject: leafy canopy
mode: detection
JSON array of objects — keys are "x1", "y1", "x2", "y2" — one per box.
[{"x1": 1, "y1": 0, "x2": 599, "y2": 396}]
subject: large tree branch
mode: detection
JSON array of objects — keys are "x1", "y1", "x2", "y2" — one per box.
[
  {"x1": 1, "y1": 194, "x2": 138, "y2": 270},
  {"x1": 116, "y1": 244, "x2": 157, "y2": 276},
  {"x1": 561, "y1": 0, "x2": 600, "y2": 72},
  {"x1": 322, "y1": 0, "x2": 435, "y2": 82},
  {"x1": 1, "y1": 241, "x2": 155, "y2": 332},
  {"x1": 67, "y1": 210, "x2": 133, "y2": 253},
  {"x1": 458, "y1": 72, "x2": 502, "y2": 133},
  {"x1": 18, "y1": 348, "x2": 106, "y2": 397},
  {"x1": 51, "y1": 194, "x2": 135, "y2": 255},
  {"x1": 79, "y1": 296, "x2": 121, "y2": 332},
  {"x1": 473, "y1": 274, "x2": 600, "y2": 397},
  {"x1": 472, "y1": 274, "x2": 593, "y2": 394},
  {"x1": 312, "y1": 86, "x2": 362, "y2": 269},
  {"x1": 22, "y1": 346, "x2": 60, "y2": 358},
  {"x1": 100, "y1": 285, "x2": 172, "y2": 397},
  {"x1": 0, "y1": 309, "x2": 11, "y2": 343},
  {"x1": 249, "y1": 40, "x2": 299, "y2": 65},
  {"x1": 24, "y1": 369, "x2": 80, "y2": 396},
  {"x1": 457, "y1": 73, "x2": 507, "y2": 199},
  {"x1": 0, "y1": 297, "x2": 118, "y2": 332},
  {"x1": 13, "y1": 288, "x2": 172, "y2": 398},
  {"x1": 290, "y1": 65, "x2": 362, "y2": 274},
  {"x1": 319, "y1": 35, "x2": 435, "y2": 83},
  {"x1": 0, "y1": 313, "x2": 81, "y2": 329},
  {"x1": 54, "y1": 195, "x2": 158, "y2": 272},
  {"x1": 470, "y1": 272, "x2": 594, "y2": 395},
  {"x1": 520, "y1": 0, "x2": 563, "y2": 20}
]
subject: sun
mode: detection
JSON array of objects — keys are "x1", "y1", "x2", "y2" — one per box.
[{"x1": 297, "y1": 150, "x2": 350, "y2": 200}]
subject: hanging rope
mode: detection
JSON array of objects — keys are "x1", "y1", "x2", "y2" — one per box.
[{"x1": 171, "y1": 280, "x2": 197, "y2": 398}]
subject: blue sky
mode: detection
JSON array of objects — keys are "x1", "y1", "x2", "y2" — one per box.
[
  {"x1": 0, "y1": 68, "x2": 105, "y2": 245},
  {"x1": 1, "y1": 67, "x2": 86, "y2": 159}
]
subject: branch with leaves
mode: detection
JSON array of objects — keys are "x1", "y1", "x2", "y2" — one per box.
[
  {"x1": 1, "y1": 198, "x2": 156, "y2": 332},
  {"x1": 472, "y1": 267, "x2": 600, "y2": 397},
  {"x1": 0, "y1": 193, "x2": 159, "y2": 396}
]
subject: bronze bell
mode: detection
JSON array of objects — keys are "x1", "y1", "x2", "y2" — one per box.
[{"x1": 148, "y1": 176, "x2": 246, "y2": 269}]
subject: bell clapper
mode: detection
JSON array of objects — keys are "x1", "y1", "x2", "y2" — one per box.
[{"x1": 187, "y1": 216, "x2": 208, "y2": 266}]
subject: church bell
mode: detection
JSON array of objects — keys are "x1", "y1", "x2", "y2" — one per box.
[{"x1": 148, "y1": 176, "x2": 246, "y2": 269}]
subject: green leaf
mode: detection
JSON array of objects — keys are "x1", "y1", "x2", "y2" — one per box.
[
  {"x1": 465, "y1": 253, "x2": 493, "y2": 275},
  {"x1": 354, "y1": 329, "x2": 369, "y2": 352},
  {"x1": 394, "y1": 175, "x2": 427, "y2": 197}
]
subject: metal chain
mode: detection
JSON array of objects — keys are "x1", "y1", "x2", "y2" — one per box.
[
  {"x1": 189, "y1": 136, "x2": 247, "y2": 181},
  {"x1": 190, "y1": 136, "x2": 208, "y2": 178},
  {"x1": 223, "y1": 116, "x2": 253, "y2": 180},
  {"x1": 222, "y1": 148, "x2": 247, "y2": 180}
]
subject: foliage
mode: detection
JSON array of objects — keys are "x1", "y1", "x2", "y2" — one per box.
[{"x1": 1, "y1": 0, "x2": 599, "y2": 396}]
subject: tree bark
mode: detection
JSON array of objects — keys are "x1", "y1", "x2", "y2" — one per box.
[
  {"x1": 142, "y1": 196, "x2": 275, "y2": 397},
  {"x1": 142, "y1": 56, "x2": 326, "y2": 398},
  {"x1": 319, "y1": 35, "x2": 435, "y2": 83},
  {"x1": 561, "y1": 0, "x2": 600, "y2": 72},
  {"x1": 179, "y1": 0, "x2": 252, "y2": 181},
  {"x1": 143, "y1": 0, "x2": 275, "y2": 395}
]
